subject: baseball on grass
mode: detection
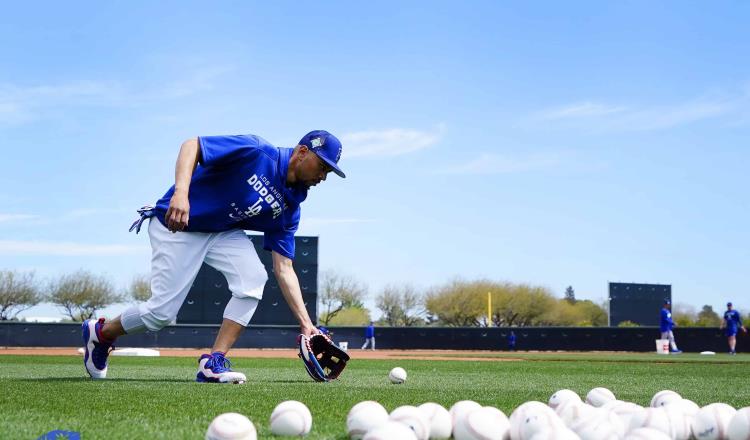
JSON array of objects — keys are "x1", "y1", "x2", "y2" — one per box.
[
  {"x1": 389, "y1": 367, "x2": 407, "y2": 384},
  {"x1": 269, "y1": 400, "x2": 312, "y2": 437},
  {"x1": 205, "y1": 412, "x2": 257, "y2": 440},
  {"x1": 548, "y1": 389, "x2": 582, "y2": 410},
  {"x1": 363, "y1": 421, "x2": 418, "y2": 440},
  {"x1": 418, "y1": 402, "x2": 452, "y2": 440},
  {"x1": 728, "y1": 407, "x2": 750, "y2": 440},
  {"x1": 449, "y1": 400, "x2": 483, "y2": 429},
  {"x1": 650, "y1": 390, "x2": 682, "y2": 408},
  {"x1": 453, "y1": 406, "x2": 510, "y2": 440},
  {"x1": 585, "y1": 387, "x2": 616, "y2": 407},
  {"x1": 347, "y1": 401, "x2": 389, "y2": 440},
  {"x1": 389, "y1": 405, "x2": 430, "y2": 440},
  {"x1": 692, "y1": 403, "x2": 737, "y2": 440}
]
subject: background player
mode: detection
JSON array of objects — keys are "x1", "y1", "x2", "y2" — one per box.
[
  {"x1": 660, "y1": 299, "x2": 682, "y2": 353},
  {"x1": 720, "y1": 302, "x2": 747, "y2": 355},
  {"x1": 361, "y1": 321, "x2": 375, "y2": 350},
  {"x1": 82, "y1": 130, "x2": 345, "y2": 383}
]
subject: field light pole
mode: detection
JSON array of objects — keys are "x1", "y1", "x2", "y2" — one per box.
[{"x1": 487, "y1": 292, "x2": 492, "y2": 327}]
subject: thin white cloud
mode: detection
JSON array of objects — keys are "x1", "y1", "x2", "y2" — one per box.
[
  {"x1": 0, "y1": 67, "x2": 232, "y2": 125},
  {"x1": 541, "y1": 102, "x2": 626, "y2": 119},
  {"x1": 340, "y1": 126, "x2": 444, "y2": 158},
  {"x1": 0, "y1": 213, "x2": 39, "y2": 223},
  {"x1": 438, "y1": 152, "x2": 565, "y2": 175},
  {"x1": 534, "y1": 93, "x2": 742, "y2": 132},
  {"x1": 300, "y1": 217, "x2": 377, "y2": 227},
  {"x1": 0, "y1": 240, "x2": 148, "y2": 256}
]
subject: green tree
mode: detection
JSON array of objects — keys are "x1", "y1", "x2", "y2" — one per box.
[
  {"x1": 572, "y1": 300, "x2": 608, "y2": 326},
  {"x1": 696, "y1": 305, "x2": 721, "y2": 327},
  {"x1": 0, "y1": 270, "x2": 42, "y2": 320},
  {"x1": 424, "y1": 279, "x2": 486, "y2": 326},
  {"x1": 618, "y1": 320, "x2": 640, "y2": 327},
  {"x1": 128, "y1": 273, "x2": 151, "y2": 302},
  {"x1": 564, "y1": 286, "x2": 576, "y2": 304},
  {"x1": 49, "y1": 270, "x2": 121, "y2": 321},
  {"x1": 672, "y1": 303, "x2": 697, "y2": 327},
  {"x1": 376, "y1": 284, "x2": 424, "y2": 326},
  {"x1": 326, "y1": 307, "x2": 371, "y2": 326},
  {"x1": 318, "y1": 270, "x2": 367, "y2": 326}
]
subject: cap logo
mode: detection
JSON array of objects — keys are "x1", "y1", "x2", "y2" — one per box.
[
  {"x1": 311, "y1": 137, "x2": 323, "y2": 148},
  {"x1": 335, "y1": 146, "x2": 342, "y2": 162}
]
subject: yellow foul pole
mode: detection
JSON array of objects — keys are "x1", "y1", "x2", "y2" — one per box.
[{"x1": 487, "y1": 291, "x2": 492, "y2": 327}]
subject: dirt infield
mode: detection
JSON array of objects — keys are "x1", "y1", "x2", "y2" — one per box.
[{"x1": 0, "y1": 347, "x2": 523, "y2": 362}]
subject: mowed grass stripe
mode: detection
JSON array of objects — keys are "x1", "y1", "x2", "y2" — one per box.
[{"x1": 1, "y1": 354, "x2": 748, "y2": 439}]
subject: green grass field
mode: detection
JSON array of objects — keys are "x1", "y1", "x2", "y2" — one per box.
[{"x1": 1, "y1": 353, "x2": 749, "y2": 439}]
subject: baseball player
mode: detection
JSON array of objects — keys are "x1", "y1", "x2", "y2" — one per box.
[
  {"x1": 82, "y1": 130, "x2": 345, "y2": 383},
  {"x1": 720, "y1": 302, "x2": 747, "y2": 355},
  {"x1": 361, "y1": 321, "x2": 375, "y2": 350},
  {"x1": 660, "y1": 299, "x2": 682, "y2": 353}
]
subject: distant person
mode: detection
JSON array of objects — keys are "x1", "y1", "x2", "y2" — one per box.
[
  {"x1": 507, "y1": 331, "x2": 516, "y2": 351},
  {"x1": 660, "y1": 299, "x2": 682, "y2": 353},
  {"x1": 361, "y1": 321, "x2": 375, "y2": 350},
  {"x1": 721, "y1": 302, "x2": 747, "y2": 355},
  {"x1": 317, "y1": 324, "x2": 331, "y2": 337}
]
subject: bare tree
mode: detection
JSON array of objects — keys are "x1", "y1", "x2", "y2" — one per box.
[
  {"x1": 318, "y1": 270, "x2": 367, "y2": 326},
  {"x1": 128, "y1": 273, "x2": 151, "y2": 302},
  {"x1": 0, "y1": 270, "x2": 42, "y2": 320},
  {"x1": 376, "y1": 284, "x2": 424, "y2": 326},
  {"x1": 49, "y1": 270, "x2": 121, "y2": 321}
]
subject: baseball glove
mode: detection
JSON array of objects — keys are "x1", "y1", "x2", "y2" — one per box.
[{"x1": 297, "y1": 333, "x2": 350, "y2": 382}]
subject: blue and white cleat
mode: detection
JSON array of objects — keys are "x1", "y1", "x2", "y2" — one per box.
[
  {"x1": 82, "y1": 317, "x2": 115, "y2": 379},
  {"x1": 196, "y1": 352, "x2": 246, "y2": 384}
]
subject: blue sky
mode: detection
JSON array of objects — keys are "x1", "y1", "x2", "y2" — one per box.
[{"x1": 1, "y1": 2, "x2": 748, "y2": 320}]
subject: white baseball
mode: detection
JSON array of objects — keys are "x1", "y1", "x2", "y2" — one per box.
[
  {"x1": 549, "y1": 390, "x2": 582, "y2": 410},
  {"x1": 510, "y1": 401, "x2": 556, "y2": 440},
  {"x1": 347, "y1": 401, "x2": 390, "y2": 440},
  {"x1": 450, "y1": 400, "x2": 483, "y2": 430},
  {"x1": 389, "y1": 367, "x2": 407, "y2": 384},
  {"x1": 629, "y1": 407, "x2": 672, "y2": 435},
  {"x1": 571, "y1": 408, "x2": 625, "y2": 440},
  {"x1": 667, "y1": 399, "x2": 700, "y2": 417},
  {"x1": 601, "y1": 400, "x2": 643, "y2": 428},
  {"x1": 520, "y1": 408, "x2": 565, "y2": 440},
  {"x1": 205, "y1": 412, "x2": 257, "y2": 440},
  {"x1": 390, "y1": 405, "x2": 430, "y2": 440},
  {"x1": 418, "y1": 402, "x2": 452, "y2": 439},
  {"x1": 585, "y1": 387, "x2": 616, "y2": 407},
  {"x1": 625, "y1": 428, "x2": 672, "y2": 440},
  {"x1": 692, "y1": 403, "x2": 737, "y2": 440},
  {"x1": 664, "y1": 404, "x2": 693, "y2": 440},
  {"x1": 528, "y1": 427, "x2": 580, "y2": 440},
  {"x1": 453, "y1": 406, "x2": 509, "y2": 440},
  {"x1": 363, "y1": 421, "x2": 418, "y2": 440},
  {"x1": 269, "y1": 400, "x2": 312, "y2": 437},
  {"x1": 651, "y1": 390, "x2": 683, "y2": 408},
  {"x1": 556, "y1": 400, "x2": 597, "y2": 427},
  {"x1": 728, "y1": 407, "x2": 750, "y2": 440}
]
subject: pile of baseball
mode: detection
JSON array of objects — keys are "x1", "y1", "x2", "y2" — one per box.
[
  {"x1": 348, "y1": 388, "x2": 750, "y2": 440},
  {"x1": 205, "y1": 389, "x2": 750, "y2": 439}
]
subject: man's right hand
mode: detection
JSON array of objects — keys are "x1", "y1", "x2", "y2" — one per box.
[
  {"x1": 300, "y1": 322, "x2": 320, "y2": 338},
  {"x1": 165, "y1": 191, "x2": 190, "y2": 232}
]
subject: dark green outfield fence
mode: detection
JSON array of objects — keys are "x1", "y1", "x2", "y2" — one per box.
[{"x1": 0, "y1": 322, "x2": 744, "y2": 353}]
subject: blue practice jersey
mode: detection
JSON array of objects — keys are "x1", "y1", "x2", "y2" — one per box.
[
  {"x1": 153, "y1": 135, "x2": 307, "y2": 259},
  {"x1": 724, "y1": 310, "x2": 743, "y2": 331},
  {"x1": 660, "y1": 308, "x2": 674, "y2": 332},
  {"x1": 365, "y1": 325, "x2": 375, "y2": 338}
]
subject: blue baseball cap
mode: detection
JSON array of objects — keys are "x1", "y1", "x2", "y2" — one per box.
[
  {"x1": 298, "y1": 130, "x2": 345, "y2": 178},
  {"x1": 664, "y1": 299, "x2": 671, "y2": 305},
  {"x1": 727, "y1": 302, "x2": 733, "y2": 307}
]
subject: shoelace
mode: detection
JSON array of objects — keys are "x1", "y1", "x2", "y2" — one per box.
[
  {"x1": 92, "y1": 341, "x2": 115, "y2": 368},
  {"x1": 207, "y1": 354, "x2": 232, "y2": 373}
]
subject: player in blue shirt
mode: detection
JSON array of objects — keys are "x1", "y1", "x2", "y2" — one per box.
[
  {"x1": 660, "y1": 299, "x2": 682, "y2": 353},
  {"x1": 720, "y1": 302, "x2": 747, "y2": 355},
  {"x1": 361, "y1": 321, "x2": 376, "y2": 350},
  {"x1": 82, "y1": 130, "x2": 345, "y2": 383}
]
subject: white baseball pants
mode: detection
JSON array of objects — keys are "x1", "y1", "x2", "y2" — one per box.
[
  {"x1": 120, "y1": 218, "x2": 267, "y2": 333},
  {"x1": 660, "y1": 331, "x2": 678, "y2": 351}
]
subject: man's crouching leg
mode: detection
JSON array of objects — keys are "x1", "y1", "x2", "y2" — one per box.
[{"x1": 196, "y1": 296, "x2": 259, "y2": 384}]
